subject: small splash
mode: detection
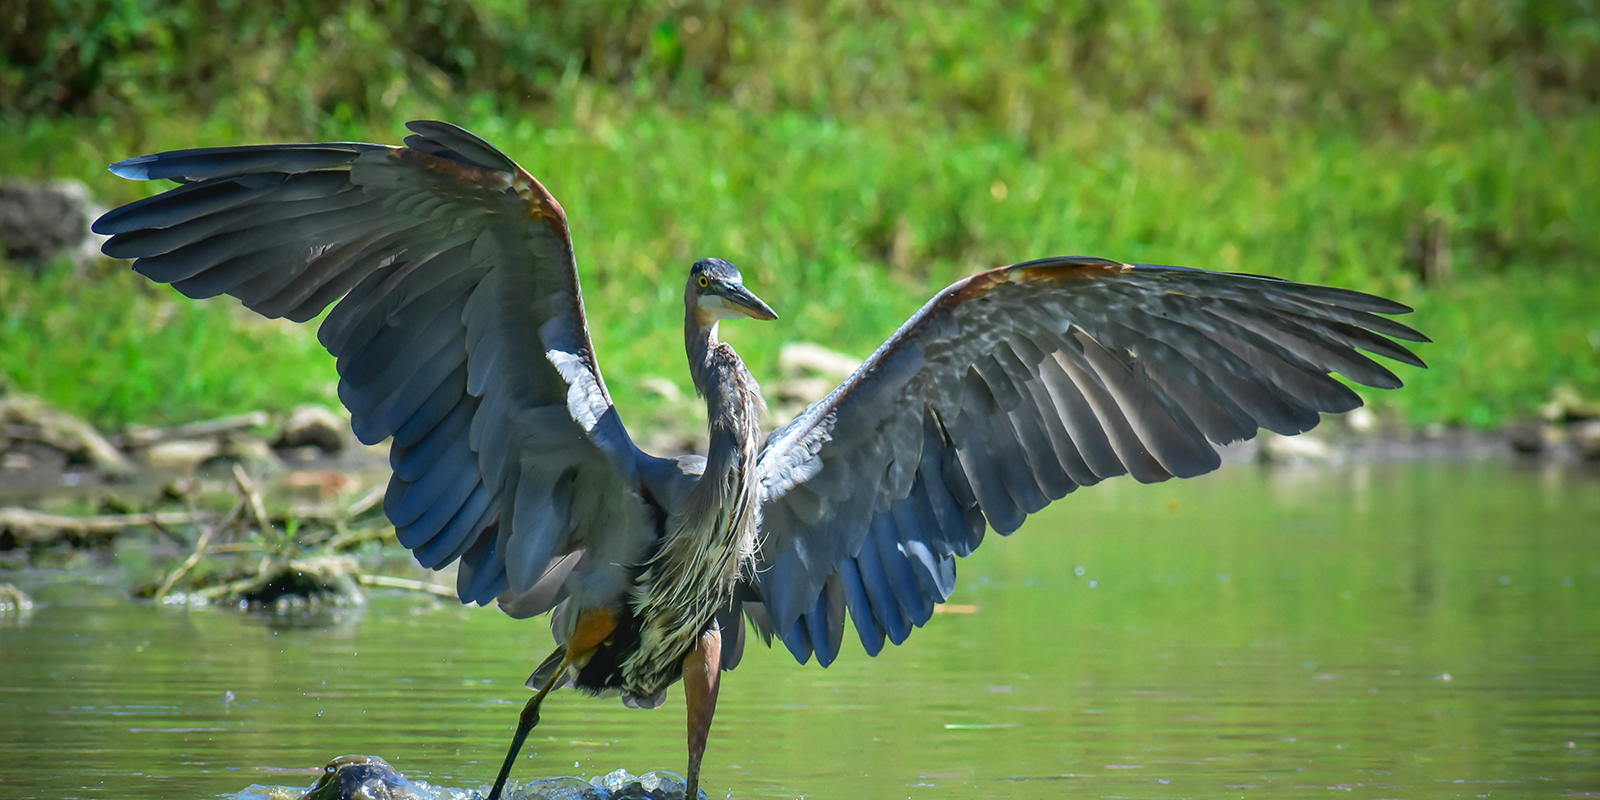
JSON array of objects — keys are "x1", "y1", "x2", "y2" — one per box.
[{"x1": 516, "y1": 768, "x2": 700, "y2": 800}]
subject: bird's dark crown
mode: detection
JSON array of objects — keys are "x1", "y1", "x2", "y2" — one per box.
[{"x1": 690, "y1": 258, "x2": 743, "y2": 289}]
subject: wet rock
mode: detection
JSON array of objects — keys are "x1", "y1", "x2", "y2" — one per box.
[
  {"x1": 768, "y1": 343, "x2": 863, "y2": 425},
  {"x1": 266, "y1": 757, "x2": 703, "y2": 800},
  {"x1": 1575, "y1": 420, "x2": 1600, "y2": 461},
  {"x1": 1542, "y1": 385, "x2": 1600, "y2": 423},
  {"x1": 1507, "y1": 423, "x2": 1545, "y2": 455},
  {"x1": 1343, "y1": 406, "x2": 1377, "y2": 433},
  {"x1": 274, "y1": 405, "x2": 346, "y2": 453},
  {"x1": 773, "y1": 376, "x2": 834, "y2": 406},
  {"x1": 636, "y1": 377, "x2": 682, "y2": 403},
  {"x1": 0, "y1": 179, "x2": 105, "y2": 270},
  {"x1": 215, "y1": 433, "x2": 285, "y2": 471},
  {"x1": 779, "y1": 342, "x2": 861, "y2": 383},
  {"x1": 299, "y1": 755, "x2": 424, "y2": 800},
  {"x1": 144, "y1": 438, "x2": 223, "y2": 471},
  {"x1": 1258, "y1": 431, "x2": 1333, "y2": 463}
]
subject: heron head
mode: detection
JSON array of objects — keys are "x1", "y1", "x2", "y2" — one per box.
[{"x1": 687, "y1": 258, "x2": 778, "y2": 326}]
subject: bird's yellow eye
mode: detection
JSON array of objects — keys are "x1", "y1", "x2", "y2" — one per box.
[{"x1": 698, "y1": 275, "x2": 710, "y2": 288}]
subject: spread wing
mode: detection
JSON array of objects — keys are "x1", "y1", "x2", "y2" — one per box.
[
  {"x1": 749, "y1": 256, "x2": 1427, "y2": 665},
  {"x1": 94, "y1": 121, "x2": 663, "y2": 616}
]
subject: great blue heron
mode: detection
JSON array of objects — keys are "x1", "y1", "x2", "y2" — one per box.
[{"x1": 94, "y1": 121, "x2": 1426, "y2": 799}]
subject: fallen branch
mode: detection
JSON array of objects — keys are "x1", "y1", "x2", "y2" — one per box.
[
  {"x1": 322, "y1": 526, "x2": 397, "y2": 551},
  {"x1": 115, "y1": 411, "x2": 272, "y2": 449},
  {"x1": 155, "y1": 495, "x2": 248, "y2": 600},
  {"x1": 356, "y1": 573, "x2": 456, "y2": 598},
  {"x1": 0, "y1": 395, "x2": 134, "y2": 475},
  {"x1": 0, "y1": 508, "x2": 207, "y2": 545},
  {"x1": 232, "y1": 464, "x2": 277, "y2": 548},
  {"x1": 346, "y1": 484, "x2": 385, "y2": 517}
]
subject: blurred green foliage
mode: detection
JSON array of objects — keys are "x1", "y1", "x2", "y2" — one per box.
[{"x1": 1, "y1": 0, "x2": 1597, "y2": 429}]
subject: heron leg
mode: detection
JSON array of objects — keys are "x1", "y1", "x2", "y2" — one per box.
[
  {"x1": 682, "y1": 623, "x2": 723, "y2": 800},
  {"x1": 485, "y1": 608, "x2": 618, "y2": 800}
]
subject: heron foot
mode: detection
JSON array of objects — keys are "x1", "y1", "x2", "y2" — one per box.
[
  {"x1": 485, "y1": 685, "x2": 551, "y2": 800},
  {"x1": 485, "y1": 609, "x2": 619, "y2": 800}
]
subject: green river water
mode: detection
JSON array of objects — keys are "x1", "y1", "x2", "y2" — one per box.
[{"x1": 2, "y1": 461, "x2": 1597, "y2": 799}]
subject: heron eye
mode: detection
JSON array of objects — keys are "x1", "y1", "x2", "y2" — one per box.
[{"x1": 698, "y1": 276, "x2": 710, "y2": 288}]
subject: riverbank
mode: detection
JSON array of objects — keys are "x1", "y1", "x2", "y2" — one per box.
[{"x1": 2, "y1": 381, "x2": 1596, "y2": 612}]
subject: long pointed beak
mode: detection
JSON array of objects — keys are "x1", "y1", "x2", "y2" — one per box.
[{"x1": 722, "y1": 284, "x2": 778, "y2": 321}]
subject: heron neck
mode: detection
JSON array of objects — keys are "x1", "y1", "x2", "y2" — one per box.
[
  {"x1": 685, "y1": 318, "x2": 720, "y2": 399},
  {"x1": 684, "y1": 319, "x2": 764, "y2": 489}
]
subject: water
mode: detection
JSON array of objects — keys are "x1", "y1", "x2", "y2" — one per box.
[{"x1": 3, "y1": 461, "x2": 1597, "y2": 799}]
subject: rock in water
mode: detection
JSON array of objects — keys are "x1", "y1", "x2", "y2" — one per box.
[
  {"x1": 299, "y1": 755, "x2": 426, "y2": 800},
  {"x1": 0, "y1": 180, "x2": 104, "y2": 270}
]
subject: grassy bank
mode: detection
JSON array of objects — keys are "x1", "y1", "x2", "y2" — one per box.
[{"x1": 3, "y1": 2, "x2": 1597, "y2": 431}]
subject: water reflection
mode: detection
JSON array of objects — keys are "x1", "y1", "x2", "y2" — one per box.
[{"x1": 2, "y1": 462, "x2": 1597, "y2": 799}]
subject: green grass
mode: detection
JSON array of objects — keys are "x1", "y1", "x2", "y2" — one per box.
[
  {"x1": 2, "y1": 2, "x2": 1597, "y2": 432},
  {"x1": 0, "y1": 263, "x2": 337, "y2": 428}
]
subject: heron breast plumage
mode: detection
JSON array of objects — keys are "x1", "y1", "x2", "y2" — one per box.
[{"x1": 622, "y1": 339, "x2": 764, "y2": 700}]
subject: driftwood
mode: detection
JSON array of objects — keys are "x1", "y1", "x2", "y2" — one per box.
[
  {"x1": 0, "y1": 395, "x2": 134, "y2": 474},
  {"x1": 0, "y1": 507, "x2": 207, "y2": 545},
  {"x1": 357, "y1": 573, "x2": 456, "y2": 598}
]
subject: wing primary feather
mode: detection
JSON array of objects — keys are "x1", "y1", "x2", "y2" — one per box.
[
  {"x1": 1007, "y1": 335, "x2": 1102, "y2": 486},
  {"x1": 853, "y1": 526, "x2": 912, "y2": 645},
  {"x1": 978, "y1": 350, "x2": 1075, "y2": 500},
  {"x1": 1118, "y1": 318, "x2": 1322, "y2": 435},
  {"x1": 1261, "y1": 307, "x2": 1427, "y2": 369},
  {"x1": 781, "y1": 616, "x2": 814, "y2": 665},
  {"x1": 348, "y1": 336, "x2": 468, "y2": 445},
  {"x1": 1249, "y1": 291, "x2": 1430, "y2": 344},
  {"x1": 412, "y1": 482, "x2": 493, "y2": 568},
  {"x1": 108, "y1": 143, "x2": 373, "y2": 182},
  {"x1": 1071, "y1": 329, "x2": 1217, "y2": 479},
  {"x1": 390, "y1": 434, "x2": 478, "y2": 530},
  {"x1": 837, "y1": 559, "x2": 885, "y2": 656},
  {"x1": 93, "y1": 172, "x2": 289, "y2": 235},
  {"x1": 914, "y1": 425, "x2": 984, "y2": 557},
  {"x1": 458, "y1": 526, "x2": 510, "y2": 606},
  {"x1": 949, "y1": 372, "x2": 1029, "y2": 531},
  {"x1": 1031, "y1": 347, "x2": 1129, "y2": 481},
  {"x1": 392, "y1": 365, "x2": 469, "y2": 448},
  {"x1": 1197, "y1": 324, "x2": 1362, "y2": 413},
  {"x1": 1092, "y1": 320, "x2": 1258, "y2": 445},
  {"x1": 338, "y1": 278, "x2": 474, "y2": 385},
  {"x1": 1207, "y1": 302, "x2": 1402, "y2": 389},
  {"x1": 390, "y1": 398, "x2": 474, "y2": 483},
  {"x1": 872, "y1": 513, "x2": 935, "y2": 629},
  {"x1": 104, "y1": 172, "x2": 366, "y2": 257},
  {"x1": 1050, "y1": 339, "x2": 1172, "y2": 483},
  {"x1": 256, "y1": 223, "x2": 414, "y2": 320}
]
